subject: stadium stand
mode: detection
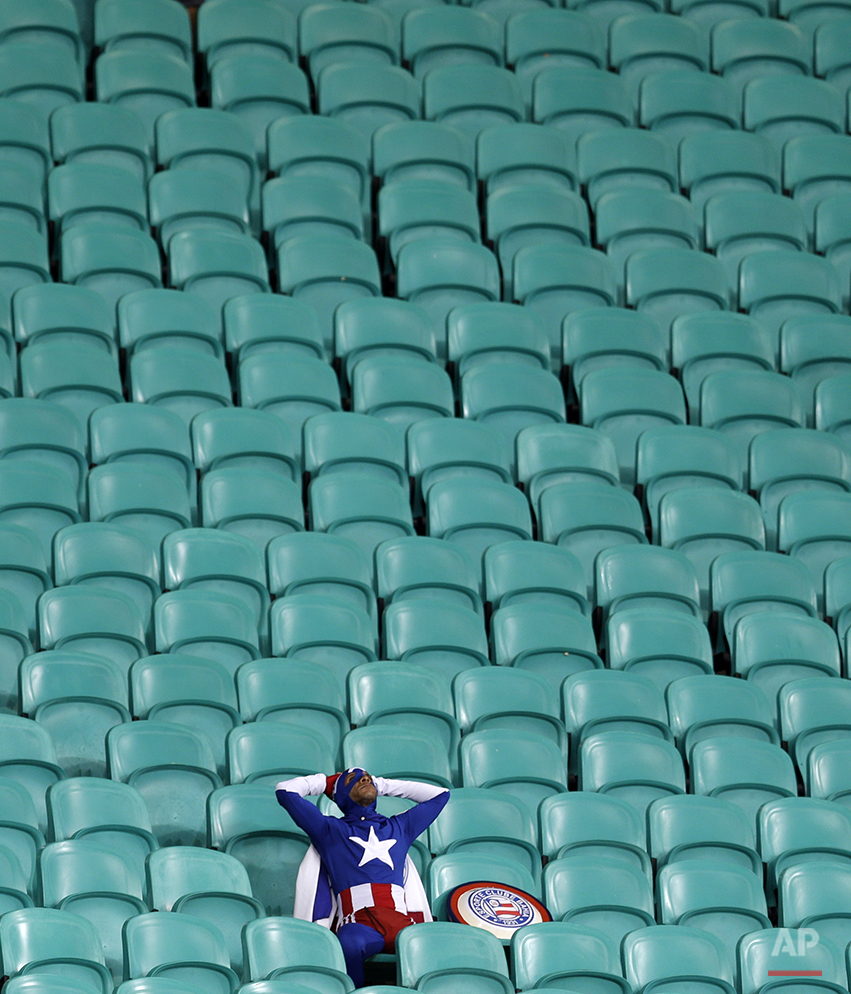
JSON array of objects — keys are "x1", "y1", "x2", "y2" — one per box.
[{"x1": 9, "y1": 0, "x2": 851, "y2": 989}]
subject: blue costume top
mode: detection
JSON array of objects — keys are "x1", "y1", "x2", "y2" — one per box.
[{"x1": 276, "y1": 770, "x2": 448, "y2": 901}]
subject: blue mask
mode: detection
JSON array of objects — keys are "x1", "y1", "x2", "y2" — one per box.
[{"x1": 333, "y1": 767, "x2": 377, "y2": 816}]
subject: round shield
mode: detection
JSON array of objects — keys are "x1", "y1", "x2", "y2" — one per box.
[{"x1": 447, "y1": 881, "x2": 551, "y2": 939}]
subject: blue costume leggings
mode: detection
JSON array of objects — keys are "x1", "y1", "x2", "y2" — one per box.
[{"x1": 337, "y1": 922, "x2": 386, "y2": 988}]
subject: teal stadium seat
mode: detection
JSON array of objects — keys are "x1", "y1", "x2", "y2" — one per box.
[
  {"x1": 192, "y1": 408, "x2": 299, "y2": 481},
  {"x1": 739, "y1": 929, "x2": 847, "y2": 994},
  {"x1": 710, "y1": 18, "x2": 811, "y2": 97},
  {"x1": 540, "y1": 483, "x2": 647, "y2": 595},
  {"x1": 779, "y1": 679, "x2": 851, "y2": 780},
  {"x1": 277, "y1": 236, "x2": 381, "y2": 355},
  {"x1": 427, "y1": 851, "x2": 540, "y2": 923},
  {"x1": 88, "y1": 463, "x2": 192, "y2": 548},
  {"x1": 14, "y1": 284, "x2": 115, "y2": 356},
  {"x1": 671, "y1": 313, "x2": 775, "y2": 424},
  {"x1": 383, "y1": 599, "x2": 488, "y2": 679},
  {"x1": 39, "y1": 838, "x2": 147, "y2": 982},
  {"x1": 578, "y1": 128, "x2": 676, "y2": 209},
  {"x1": 343, "y1": 725, "x2": 453, "y2": 788},
  {"x1": 609, "y1": 14, "x2": 708, "y2": 107},
  {"x1": 300, "y1": 3, "x2": 397, "y2": 77},
  {"x1": 154, "y1": 589, "x2": 260, "y2": 672},
  {"x1": 402, "y1": 6, "x2": 501, "y2": 78},
  {"x1": 206, "y1": 783, "x2": 311, "y2": 916},
  {"x1": 20, "y1": 651, "x2": 130, "y2": 778},
  {"x1": 513, "y1": 245, "x2": 617, "y2": 366},
  {"x1": 638, "y1": 70, "x2": 738, "y2": 144},
  {"x1": 318, "y1": 63, "x2": 420, "y2": 142},
  {"x1": 155, "y1": 108, "x2": 258, "y2": 206},
  {"x1": 210, "y1": 53, "x2": 309, "y2": 167},
  {"x1": 396, "y1": 920, "x2": 511, "y2": 994},
  {"x1": 710, "y1": 551, "x2": 829, "y2": 645},
  {"x1": 130, "y1": 653, "x2": 240, "y2": 778},
  {"x1": 130, "y1": 348, "x2": 232, "y2": 427},
  {"x1": 704, "y1": 192, "x2": 808, "y2": 301},
  {"x1": 679, "y1": 131, "x2": 780, "y2": 214},
  {"x1": 423, "y1": 65, "x2": 524, "y2": 141},
  {"x1": 146, "y1": 846, "x2": 264, "y2": 974},
  {"x1": 579, "y1": 730, "x2": 686, "y2": 817},
  {"x1": 778, "y1": 492, "x2": 851, "y2": 610},
  {"x1": 50, "y1": 103, "x2": 150, "y2": 183},
  {"x1": 636, "y1": 426, "x2": 742, "y2": 539},
  {"x1": 197, "y1": 0, "x2": 297, "y2": 68},
  {"x1": 778, "y1": 862, "x2": 851, "y2": 949},
  {"x1": 242, "y1": 917, "x2": 353, "y2": 992},
  {"x1": 397, "y1": 238, "x2": 501, "y2": 358},
  {"x1": 511, "y1": 920, "x2": 629, "y2": 994},
  {"x1": 0, "y1": 460, "x2": 80, "y2": 563},
  {"x1": 271, "y1": 593, "x2": 377, "y2": 676},
  {"x1": 758, "y1": 796, "x2": 851, "y2": 895},
  {"x1": 622, "y1": 926, "x2": 736, "y2": 994},
  {"x1": 107, "y1": 721, "x2": 222, "y2": 847},
  {"x1": 150, "y1": 170, "x2": 250, "y2": 248},
  {"x1": 506, "y1": 10, "x2": 606, "y2": 108},
  {"x1": 95, "y1": 49, "x2": 195, "y2": 153},
  {"x1": 0, "y1": 98, "x2": 51, "y2": 185},
  {"x1": 0, "y1": 521, "x2": 51, "y2": 648},
  {"x1": 226, "y1": 723, "x2": 335, "y2": 787},
  {"x1": 47, "y1": 777, "x2": 158, "y2": 883},
  {"x1": 0, "y1": 908, "x2": 112, "y2": 994},
  {"x1": 118, "y1": 289, "x2": 223, "y2": 359},
  {"x1": 123, "y1": 911, "x2": 238, "y2": 994},
  {"x1": 426, "y1": 477, "x2": 533, "y2": 563},
  {"x1": 349, "y1": 660, "x2": 459, "y2": 762},
  {"x1": 225, "y1": 294, "x2": 324, "y2": 362},
  {"x1": 461, "y1": 727, "x2": 567, "y2": 814},
  {"x1": 648, "y1": 794, "x2": 760, "y2": 873},
  {"x1": 352, "y1": 355, "x2": 454, "y2": 428},
  {"x1": 750, "y1": 428, "x2": 851, "y2": 548},
  {"x1": 666, "y1": 674, "x2": 778, "y2": 755},
  {"x1": 48, "y1": 163, "x2": 146, "y2": 238},
  {"x1": 308, "y1": 472, "x2": 414, "y2": 560},
  {"x1": 477, "y1": 123, "x2": 578, "y2": 197},
  {"x1": 336, "y1": 298, "x2": 437, "y2": 386},
  {"x1": 533, "y1": 67, "x2": 632, "y2": 144},
  {"x1": 743, "y1": 75, "x2": 843, "y2": 150},
  {"x1": 237, "y1": 655, "x2": 347, "y2": 758},
  {"x1": 408, "y1": 418, "x2": 512, "y2": 508},
  {"x1": 0, "y1": 715, "x2": 64, "y2": 836},
  {"x1": 0, "y1": 773, "x2": 43, "y2": 890},
  {"x1": 491, "y1": 603, "x2": 602, "y2": 688},
  {"x1": 542, "y1": 854, "x2": 654, "y2": 946},
  {"x1": 267, "y1": 116, "x2": 370, "y2": 213},
  {"x1": 429, "y1": 786, "x2": 540, "y2": 880},
  {"x1": 0, "y1": 42, "x2": 82, "y2": 118},
  {"x1": 95, "y1": 0, "x2": 191, "y2": 61},
  {"x1": 595, "y1": 544, "x2": 702, "y2": 620},
  {"x1": 263, "y1": 176, "x2": 362, "y2": 257},
  {"x1": 689, "y1": 736, "x2": 798, "y2": 824},
  {"x1": 376, "y1": 536, "x2": 481, "y2": 614},
  {"x1": 484, "y1": 540, "x2": 589, "y2": 616},
  {"x1": 379, "y1": 179, "x2": 480, "y2": 266},
  {"x1": 455, "y1": 666, "x2": 566, "y2": 755},
  {"x1": 579, "y1": 367, "x2": 686, "y2": 485},
  {"x1": 517, "y1": 423, "x2": 619, "y2": 505},
  {"x1": 374, "y1": 120, "x2": 475, "y2": 191},
  {"x1": 448, "y1": 302, "x2": 548, "y2": 378},
  {"x1": 539, "y1": 791, "x2": 650, "y2": 875}
]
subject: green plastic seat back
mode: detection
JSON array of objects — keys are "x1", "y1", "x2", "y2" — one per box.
[
  {"x1": 50, "y1": 101, "x2": 150, "y2": 183},
  {"x1": 227, "y1": 723, "x2": 335, "y2": 786},
  {"x1": 343, "y1": 725, "x2": 453, "y2": 787}
]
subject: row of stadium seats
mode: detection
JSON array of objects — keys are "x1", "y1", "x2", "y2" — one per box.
[{"x1": 3, "y1": 912, "x2": 850, "y2": 994}]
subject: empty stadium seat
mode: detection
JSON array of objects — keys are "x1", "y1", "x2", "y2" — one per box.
[
  {"x1": 511, "y1": 920, "x2": 629, "y2": 994},
  {"x1": 225, "y1": 294, "x2": 324, "y2": 362},
  {"x1": 448, "y1": 302, "x2": 549, "y2": 377},
  {"x1": 191, "y1": 408, "x2": 299, "y2": 481},
  {"x1": 622, "y1": 925, "x2": 736, "y2": 994},
  {"x1": 242, "y1": 916, "x2": 351, "y2": 990},
  {"x1": 383, "y1": 599, "x2": 488, "y2": 679},
  {"x1": 533, "y1": 66, "x2": 632, "y2": 142},
  {"x1": 318, "y1": 62, "x2": 420, "y2": 141},
  {"x1": 778, "y1": 492, "x2": 851, "y2": 610},
  {"x1": 626, "y1": 247, "x2": 730, "y2": 334},
  {"x1": 301, "y1": 2, "x2": 397, "y2": 77},
  {"x1": 0, "y1": 715, "x2": 63, "y2": 835},
  {"x1": 107, "y1": 721, "x2": 221, "y2": 846},
  {"x1": 478, "y1": 122, "x2": 578, "y2": 196},
  {"x1": 648, "y1": 794, "x2": 760, "y2": 873},
  {"x1": 484, "y1": 540, "x2": 589, "y2": 616},
  {"x1": 639, "y1": 69, "x2": 739, "y2": 142},
  {"x1": 197, "y1": 0, "x2": 297, "y2": 68},
  {"x1": 606, "y1": 608, "x2": 714, "y2": 689},
  {"x1": 374, "y1": 120, "x2": 475, "y2": 191},
  {"x1": 424, "y1": 65, "x2": 524, "y2": 140},
  {"x1": 679, "y1": 130, "x2": 781, "y2": 213},
  {"x1": 210, "y1": 53, "x2": 309, "y2": 166}
]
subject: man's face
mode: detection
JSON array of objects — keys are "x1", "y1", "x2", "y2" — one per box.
[{"x1": 345, "y1": 769, "x2": 377, "y2": 806}]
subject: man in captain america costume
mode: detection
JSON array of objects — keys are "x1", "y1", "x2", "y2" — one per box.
[{"x1": 276, "y1": 767, "x2": 450, "y2": 987}]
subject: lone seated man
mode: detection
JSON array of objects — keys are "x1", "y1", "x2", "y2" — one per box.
[{"x1": 276, "y1": 767, "x2": 449, "y2": 986}]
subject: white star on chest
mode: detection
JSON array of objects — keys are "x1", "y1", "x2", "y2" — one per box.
[{"x1": 349, "y1": 825, "x2": 397, "y2": 869}]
